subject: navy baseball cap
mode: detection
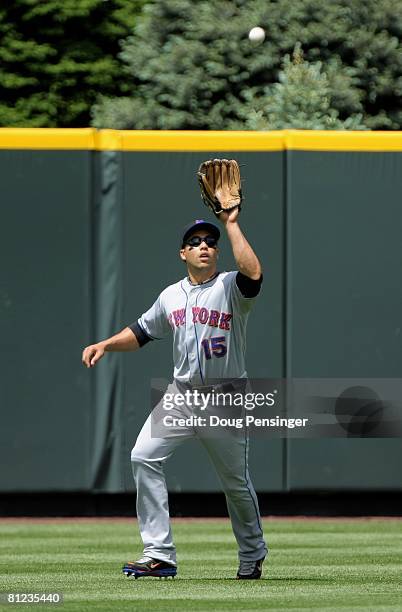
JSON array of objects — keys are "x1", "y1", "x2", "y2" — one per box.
[{"x1": 181, "y1": 219, "x2": 220, "y2": 247}]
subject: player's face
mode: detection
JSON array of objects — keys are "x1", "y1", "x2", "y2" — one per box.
[{"x1": 180, "y1": 230, "x2": 219, "y2": 271}]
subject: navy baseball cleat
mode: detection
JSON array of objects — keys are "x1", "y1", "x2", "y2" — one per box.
[
  {"x1": 236, "y1": 557, "x2": 265, "y2": 579},
  {"x1": 122, "y1": 556, "x2": 177, "y2": 579}
]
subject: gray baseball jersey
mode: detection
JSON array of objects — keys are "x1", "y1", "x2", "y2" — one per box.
[{"x1": 137, "y1": 271, "x2": 256, "y2": 385}]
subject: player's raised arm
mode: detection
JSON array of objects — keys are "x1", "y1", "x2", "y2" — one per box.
[
  {"x1": 220, "y1": 208, "x2": 262, "y2": 280},
  {"x1": 82, "y1": 327, "x2": 140, "y2": 368},
  {"x1": 196, "y1": 158, "x2": 262, "y2": 281}
]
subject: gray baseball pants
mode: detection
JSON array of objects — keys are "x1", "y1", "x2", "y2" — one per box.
[{"x1": 130, "y1": 385, "x2": 267, "y2": 566}]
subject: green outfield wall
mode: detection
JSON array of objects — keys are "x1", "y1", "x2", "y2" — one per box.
[{"x1": 0, "y1": 129, "x2": 401, "y2": 494}]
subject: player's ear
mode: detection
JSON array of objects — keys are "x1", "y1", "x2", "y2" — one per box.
[{"x1": 179, "y1": 248, "x2": 187, "y2": 262}]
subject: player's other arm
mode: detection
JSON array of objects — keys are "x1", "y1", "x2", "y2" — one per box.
[
  {"x1": 82, "y1": 327, "x2": 141, "y2": 368},
  {"x1": 82, "y1": 295, "x2": 167, "y2": 368},
  {"x1": 220, "y1": 208, "x2": 262, "y2": 280}
]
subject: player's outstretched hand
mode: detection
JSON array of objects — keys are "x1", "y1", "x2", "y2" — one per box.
[
  {"x1": 82, "y1": 343, "x2": 105, "y2": 368},
  {"x1": 219, "y1": 206, "x2": 240, "y2": 225}
]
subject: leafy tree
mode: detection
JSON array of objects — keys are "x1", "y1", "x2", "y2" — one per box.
[
  {"x1": 92, "y1": 0, "x2": 401, "y2": 130},
  {"x1": 0, "y1": 0, "x2": 146, "y2": 127},
  {"x1": 241, "y1": 46, "x2": 367, "y2": 130}
]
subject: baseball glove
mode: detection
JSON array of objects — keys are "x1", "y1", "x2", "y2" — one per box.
[{"x1": 197, "y1": 158, "x2": 243, "y2": 216}]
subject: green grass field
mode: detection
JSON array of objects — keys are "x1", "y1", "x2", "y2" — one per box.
[{"x1": 1, "y1": 518, "x2": 401, "y2": 611}]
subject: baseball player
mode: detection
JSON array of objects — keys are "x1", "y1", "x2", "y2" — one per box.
[{"x1": 82, "y1": 206, "x2": 267, "y2": 580}]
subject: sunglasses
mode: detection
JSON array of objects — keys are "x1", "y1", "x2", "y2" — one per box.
[{"x1": 184, "y1": 235, "x2": 218, "y2": 248}]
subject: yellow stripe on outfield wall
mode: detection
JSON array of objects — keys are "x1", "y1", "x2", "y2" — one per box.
[
  {"x1": 0, "y1": 128, "x2": 401, "y2": 151},
  {"x1": 0, "y1": 128, "x2": 96, "y2": 149},
  {"x1": 104, "y1": 129, "x2": 402, "y2": 151},
  {"x1": 0, "y1": 129, "x2": 284, "y2": 151},
  {"x1": 284, "y1": 130, "x2": 402, "y2": 151},
  {"x1": 113, "y1": 130, "x2": 285, "y2": 151},
  {"x1": 95, "y1": 130, "x2": 122, "y2": 151}
]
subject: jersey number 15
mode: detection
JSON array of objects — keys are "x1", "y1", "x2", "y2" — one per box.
[{"x1": 201, "y1": 336, "x2": 227, "y2": 360}]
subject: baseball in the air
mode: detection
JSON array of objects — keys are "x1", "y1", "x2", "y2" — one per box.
[{"x1": 248, "y1": 27, "x2": 265, "y2": 43}]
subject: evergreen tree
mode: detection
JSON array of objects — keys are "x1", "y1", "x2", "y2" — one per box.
[
  {"x1": 241, "y1": 46, "x2": 366, "y2": 130},
  {"x1": 0, "y1": 0, "x2": 145, "y2": 127},
  {"x1": 92, "y1": 0, "x2": 401, "y2": 130}
]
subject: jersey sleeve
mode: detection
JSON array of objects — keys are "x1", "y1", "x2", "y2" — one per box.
[
  {"x1": 134, "y1": 295, "x2": 171, "y2": 340},
  {"x1": 236, "y1": 272, "x2": 263, "y2": 298},
  {"x1": 226, "y1": 271, "x2": 262, "y2": 314}
]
